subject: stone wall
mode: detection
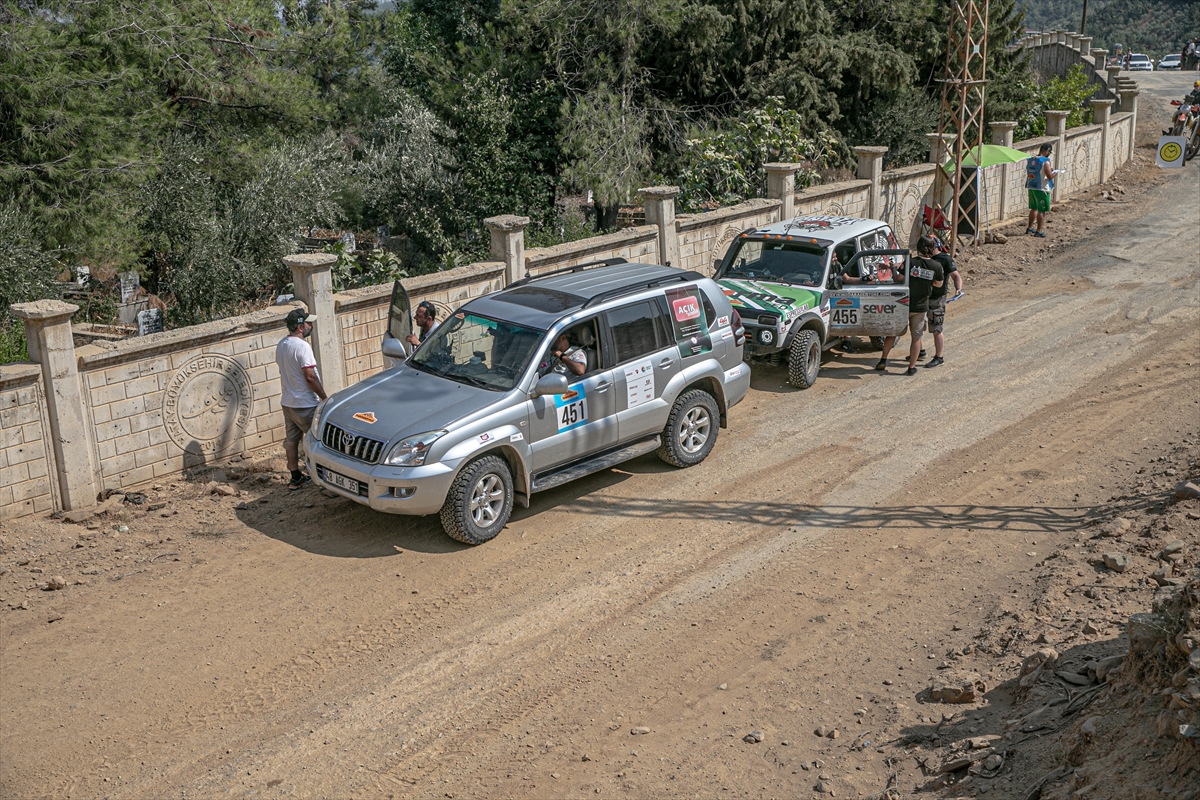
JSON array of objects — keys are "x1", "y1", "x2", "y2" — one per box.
[
  {"x1": 0, "y1": 364, "x2": 57, "y2": 519},
  {"x1": 1, "y1": 103, "x2": 1142, "y2": 520},
  {"x1": 524, "y1": 226, "x2": 659, "y2": 276},
  {"x1": 676, "y1": 199, "x2": 781, "y2": 273},
  {"x1": 1018, "y1": 31, "x2": 1117, "y2": 101}
]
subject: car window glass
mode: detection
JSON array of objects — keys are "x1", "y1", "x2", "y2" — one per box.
[
  {"x1": 606, "y1": 301, "x2": 663, "y2": 364},
  {"x1": 537, "y1": 318, "x2": 602, "y2": 378},
  {"x1": 723, "y1": 239, "x2": 825, "y2": 286},
  {"x1": 700, "y1": 291, "x2": 718, "y2": 329},
  {"x1": 410, "y1": 312, "x2": 543, "y2": 391}
]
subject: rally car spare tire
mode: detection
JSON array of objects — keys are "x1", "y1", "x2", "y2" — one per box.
[
  {"x1": 440, "y1": 454, "x2": 514, "y2": 544},
  {"x1": 788, "y1": 329, "x2": 821, "y2": 389},
  {"x1": 657, "y1": 389, "x2": 720, "y2": 468}
]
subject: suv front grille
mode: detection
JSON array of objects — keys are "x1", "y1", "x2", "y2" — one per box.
[{"x1": 322, "y1": 423, "x2": 385, "y2": 464}]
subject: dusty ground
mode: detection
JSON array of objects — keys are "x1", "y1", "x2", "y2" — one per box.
[{"x1": 3, "y1": 84, "x2": 1199, "y2": 798}]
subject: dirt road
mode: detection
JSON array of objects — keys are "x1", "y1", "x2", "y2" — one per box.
[{"x1": 2, "y1": 143, "x2": 1198, "y2": 799}]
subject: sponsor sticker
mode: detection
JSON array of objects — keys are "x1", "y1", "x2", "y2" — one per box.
[
  {"x1": 353, "y1": 412, "x2": 377, "y2": 424},
  {"x1": 479, "y1": 432, "x2": 492, "y2": 443},
  {"x1": 671, "y1": 296, "x2": 701, "y2": 322},
  {"x1": 912, "y1": 265, "x2": 935, "y2": 281},
  {"x1": 624, "y1": 359, "x2": 655, "y2": 409},
  {"x1": 510, "y1": 432, "x2": 524, "y2": 442},
  {"x1": 716, "y1": 315, "x2": 730, "y2": 328}
]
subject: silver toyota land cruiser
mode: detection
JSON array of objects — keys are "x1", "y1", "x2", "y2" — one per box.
[{"x1": 304, "y1": 260, "x2": 751, "y2": 544}]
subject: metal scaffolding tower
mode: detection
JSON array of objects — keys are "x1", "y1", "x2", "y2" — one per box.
[{"x1": 934, "y1": 0, "x2": 990, "y2": 256}]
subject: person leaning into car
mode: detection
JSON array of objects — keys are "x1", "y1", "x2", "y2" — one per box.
[{"x1": 875, "y1": 238, "x2": 943, "y2": 377}]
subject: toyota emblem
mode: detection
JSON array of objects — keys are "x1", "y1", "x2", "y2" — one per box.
[{"x1": 340, "y1": 431, "x2": 354, "y2": 454}]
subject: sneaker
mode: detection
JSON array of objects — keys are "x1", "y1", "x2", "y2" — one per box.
[
  {"x1": 1025, "y1": 227, "x2": 1037, "y2": 235},
  {"x1": 288, "y1": 474, "x2": 311, "y2": 491},
  {"x1": 918, "y1": 349, "x2": 927, "y2": 360},
  {"x1": 1033, "y1": 230, "x2": 1046, "y2": 238},
  {"x1": 925, "y1": 356, "x2": 944, "y2": 368},
  {"x1": 874, "y1": 358, "x2": 888, "y2": 371},
  {"x1": 904, "y1": 367, "x2": 918, "y2": 376}
]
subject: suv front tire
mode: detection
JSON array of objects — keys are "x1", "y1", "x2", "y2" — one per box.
[
  {"x1": 440, "y1": 455, "x2": 514, "y2": 544},
  {"x1": 788, "y1": 329, "x2": 821, "y2": 388}
]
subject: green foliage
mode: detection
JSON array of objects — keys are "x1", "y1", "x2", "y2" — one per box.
[
  {"x1": 324, "y1": 242, "x2": 408, "y2": 293},
  {"x1": 142, "y1": 135, "x2": 348, "y2": 326},
  {"x1": 843, "y1": 86, "x2": 940, "y2": 170},
  {"x1": 0, "y1": 204, "x2": 62, "y2": 363},
  {"x1": 675, "y1": 98, "x2": 847, "y2": 212},
  {"x1": 1087, "y1": 0, "x2": 1200, "y2": 56},
  {"x1": 1015, "y1": 64, "x2": 1098, "y2": 140}
]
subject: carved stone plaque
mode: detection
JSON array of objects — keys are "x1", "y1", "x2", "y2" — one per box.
[{"x1": 163, "y1": 354, "x2": 253, "y2": 455}]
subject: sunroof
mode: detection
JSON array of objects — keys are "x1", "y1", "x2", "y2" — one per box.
[{"x1": 497, "y1": 286, "x2": 585, "y2": 313}]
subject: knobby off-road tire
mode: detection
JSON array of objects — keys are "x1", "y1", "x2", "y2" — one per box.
[
  {"x1": 439, "y1": 454, "x2": 514, "y2": 545},
  {"x1": 787, "y1": 329, "x2": 821, "y2": 389},
  {"x1": 657, "y1": 389, "x2": 720, "y2": 468}
]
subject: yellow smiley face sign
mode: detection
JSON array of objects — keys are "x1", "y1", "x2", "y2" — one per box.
[{"x1": 1156, "y1": 136, "x2": 1186, "y2": 168}]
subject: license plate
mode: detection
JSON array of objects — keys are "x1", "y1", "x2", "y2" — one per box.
[
  {"x1": 321, "y1": 466, "x2": 359, "y2": 494},
  {"x1": 831, "y1": 307, "x2": 859, "y2": 326}
]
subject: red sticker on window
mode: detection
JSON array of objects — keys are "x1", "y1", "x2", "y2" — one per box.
[{"x1": 672, "y1": 297, "x2": 700, "y2": 322}]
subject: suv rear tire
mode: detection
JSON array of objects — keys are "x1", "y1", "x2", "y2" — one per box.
[
  {"x1": 440, "y1": 455, "x2": 513, "y2": 544},
  {"x1": 788, "y1": 329, "x2": 821, "y2": 389},
  {"x1": 658, "y1": 389, "x2": 720, "y2": 468}
]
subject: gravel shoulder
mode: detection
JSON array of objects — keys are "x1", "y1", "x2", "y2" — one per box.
[{"x1": 1, "y1": 145, "x2": 1197, "y2": 799}]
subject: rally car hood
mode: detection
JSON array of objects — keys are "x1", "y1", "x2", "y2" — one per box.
[
  {"x1": 322, "y1": 364, "x2": 501, "y2": 444},
  {"x1": 717, "y1": 278, "x2": 823, "y2": 320}
]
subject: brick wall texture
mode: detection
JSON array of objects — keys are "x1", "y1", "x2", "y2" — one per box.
[{"x1": 0, "y1": 366, "x2": 57, "y2": 519}]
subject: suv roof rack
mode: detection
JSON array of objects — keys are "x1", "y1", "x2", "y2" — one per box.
[
  {"x1": 509, "y1": 257, "x2": 629, "y2": 288},
  {"x1": 581, "y1": 270, "x2": 705, "y2": 309}
]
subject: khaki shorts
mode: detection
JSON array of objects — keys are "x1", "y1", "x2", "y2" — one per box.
[
  {"x1": 926, "y1": 296, "x2": 946, "y2": 334},
  {"x1": 907, "y1": 312, "x2": 927, "y2": 339},
  {"x1": 282, "y1": 405, "x2": 317, "y2": 445}
]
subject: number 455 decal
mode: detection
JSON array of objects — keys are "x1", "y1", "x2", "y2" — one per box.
[{"x1": 553, "y1": 385, "x2": 589, "y2": 432}]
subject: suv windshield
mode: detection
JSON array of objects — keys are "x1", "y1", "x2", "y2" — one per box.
[
  {"x1": 410, "y1": 312, "x2": 544, "y2": 391},
  {"x1": 721, "y1": 239, "x2": 827, "y2": 287}
]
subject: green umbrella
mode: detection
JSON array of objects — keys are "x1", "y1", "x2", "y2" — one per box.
[{"x1": 942, "y1": 144, "x2": 1031, "y2": 170}]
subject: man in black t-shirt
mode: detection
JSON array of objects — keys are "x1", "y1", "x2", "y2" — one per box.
[
  {"x1": 924, "y1": 237, "x2": 959, "y2": 368},
  {"x1": 876, "y1": 238, "x2": 943, "y2": 376}
]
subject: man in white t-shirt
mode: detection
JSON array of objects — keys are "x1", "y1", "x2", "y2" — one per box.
[{"x1": 276, "y1": 308, "x2": 328, "y2": 489}]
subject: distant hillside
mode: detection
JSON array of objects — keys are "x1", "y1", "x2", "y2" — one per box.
[
  {"x1": 1020, "y1": 0, "x2": 1196, "y2": 57},
  {"x1": 1020, "y1": 0, "x2": 1113, "y2": 34},
  {"x1": 1087, "y1": 0, "x2": 1200, "y2": 56}
]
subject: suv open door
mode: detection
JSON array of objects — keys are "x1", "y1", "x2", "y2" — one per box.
[
  {"x1": 828, "y1": 249, "x2": 910, "y2": 339},
  {"x1": 380, "y1": 280, "x2": 413, "y2": 364}
]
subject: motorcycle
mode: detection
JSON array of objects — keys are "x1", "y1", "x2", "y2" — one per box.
[{"x1": 1169, "y1": 100, "x2": 1200, "y2": 162}]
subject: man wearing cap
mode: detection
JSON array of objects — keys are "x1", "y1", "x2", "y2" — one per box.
[
  {"x1": 1025, "y1": 143, "x2": 1055, "y2": 238},
  {"x1": 276, "y1": 308, "x2": 327, "y2": 490},
  {"x1": 405, "y1": 300, "x2": 438, "y2": 348}
]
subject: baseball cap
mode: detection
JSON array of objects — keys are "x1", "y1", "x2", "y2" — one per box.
[{"x1": 285, "y1": 308, "x2": 317, "y2": 329}]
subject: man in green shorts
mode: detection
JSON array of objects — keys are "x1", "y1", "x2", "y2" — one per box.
[{"x1": 1025, "y1": 143, "x2": 1054, "y2": 238}]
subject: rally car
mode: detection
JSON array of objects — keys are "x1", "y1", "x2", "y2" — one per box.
[{"x1": 714, "y1": 215, "x2": 912, "y2": 388}]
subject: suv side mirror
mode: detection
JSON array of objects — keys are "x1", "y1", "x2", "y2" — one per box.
[
  {"x1": 531, "y1": 373, "x2": 569, "y2": 398},
  {"x1": 381, "y1": 333, "x2": 409, "y2": 360}
]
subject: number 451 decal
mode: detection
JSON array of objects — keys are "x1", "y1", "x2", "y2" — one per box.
[{"x1": 553, "y1": 385, "x2": 589, "y2": 432}]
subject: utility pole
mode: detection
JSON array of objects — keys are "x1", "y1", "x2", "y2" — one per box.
[
  {"x1": 1081, "y1": 0, "x2": 1089, "y2": 36},
  {"x1": 933, "y1": 0, "x2": 990, "y2": 257}
]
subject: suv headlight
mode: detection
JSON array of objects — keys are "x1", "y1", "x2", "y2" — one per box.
[
  {"x1": 310, "y1": 400, "x2": 326, "y2": 436},
  {"x1": 384, "y1": 430, "x2": 447, "y2": 467}
]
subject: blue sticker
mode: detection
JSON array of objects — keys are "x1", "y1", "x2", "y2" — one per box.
[{"x1": 553, "y1": 384, "x2": 589, "y2": 432}]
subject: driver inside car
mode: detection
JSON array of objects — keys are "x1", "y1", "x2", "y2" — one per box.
[{"x1": 540, "y1": 329, "x2": 588, "y2": 378}]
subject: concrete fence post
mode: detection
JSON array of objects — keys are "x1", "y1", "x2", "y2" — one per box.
[
  {"x1": 1078, "y1": 37, "x2": 1093, "y2": 57},
  {"x1": 483, "y1": 215, "x2": 530, "y2": 286},
  {"x1": 852, "y1": 146, "x2": 888, "y2": 220},
  {"x1": 989, "y1": 121, "x2": 1018, "y2": 220},
  {"x1": 283, "y1": 253, "x2": 346, "y2": 395},
  {"x1": 1106, "y1": 65, "x2": 1122, "y2": 89},
  {"x1": 10, "y1": 300, "x2": 97, "y2": 510},
  {"x1": 763, "y1": 163, "x2": 803, "y2": 221},
  {"x1": 1044, "y1": 110, "x2": 1072, "y2": 202},
  {"x1": 638, "y1": 187, "x2": 681, "y2": 268},
  {"x1": 1090, "y1": 99, "x2": 1115, "y2": 183},
  {"x1": 1118, "y1": 88, "x2": 1140, "y2": 163},
  {"x1": 926, "y1": 132, "x2": 954, "y2": 165}
]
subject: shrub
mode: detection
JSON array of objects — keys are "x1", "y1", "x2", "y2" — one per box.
[
  {"x1": 0, "y1": 203, "x2": 61, "y2": 363},
  {"x1": 1016, "y1": 65, "x2": 1098, "y2": 141}
]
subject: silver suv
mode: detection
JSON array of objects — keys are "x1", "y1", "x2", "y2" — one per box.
[{"x1": 304, "y1": 261, "x2": 751, "y2": 544}]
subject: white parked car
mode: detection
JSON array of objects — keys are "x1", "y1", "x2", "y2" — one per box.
[
  {"x1": 1127, "y1": 54, "x2": 1153, "y2": 71},
  {"x1": 1158, "y1": 54, "x2": 1181, "y2": 70}
]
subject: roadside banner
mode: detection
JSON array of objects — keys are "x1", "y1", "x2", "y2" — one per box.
[{"x1": 1155, "y1": 136, "x2": 1186, "y2": 168}]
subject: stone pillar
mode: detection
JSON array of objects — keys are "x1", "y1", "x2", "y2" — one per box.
[
  {"x1": 1078, "y1": 37, "x2": 1093, "y2": 56},
  {"x1": 1091, "y1": 48, "x2": 1107, "y2": 67},
  {"x1": 1090, "y1": 99, "x2": 1115, "y2": 183},
  {"x1": 10, "y1": 300, "x2": 97, "y2": 511},
  {"x1": 926, "y1": 132, "x2": 954, "y2": 165},
  {"x1": 1106, "y1": 65, "x2": 1122, "y2": 89},
  {"x1": 1118, "y1": 88, "x2": 1139, "y2": 163},
  {"x1": 853, "y1": 146, "x2": 888, "y2": 220},
  {"x1": 483, "y1": 215, "x2": 530, "y2": 286},
  {"x1": 283, "y1": 253, "x2": 346, "y2": 395},
  {"x1": 638, "y1": 187, "x2": 681, "y2": 268},
  {"x1": 990, "y1": 122, "x2": 1018, "y2": 221},
  {"x1": 763, "y1": 163, "x2": 803, "y2": 221},
  {"x1": 1044, "y1": 110, "x2": 1071, "y2": 202}
]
